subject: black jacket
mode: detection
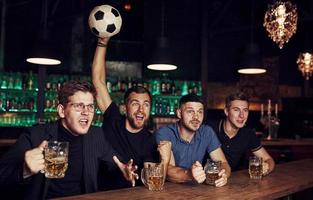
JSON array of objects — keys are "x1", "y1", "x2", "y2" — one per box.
[{"x1": 0, "y1": 121, "x2": 116, "y2": 200}]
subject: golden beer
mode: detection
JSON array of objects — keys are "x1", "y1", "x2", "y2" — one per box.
[
  {"x1": 44, "y1": 156, "x2": 68, "y2": 178},
  {"x1": 205, "y1": 171, "x2": 220, "y2": 185},
  {"x1": 44, "y1": 141, "x2": 69, "y2": 178},
  {"x1": 249, "y1": 164, "x2": 263, "y2": 179},
  {"x1": 147, "y1": 175, "x2": 164, "y2": 191},
  {"x1": 141, "y1": 162, "x2": 165, "y2": 191}
]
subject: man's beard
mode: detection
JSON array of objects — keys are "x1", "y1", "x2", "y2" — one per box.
[
  {"x1": 127, "y1": 115, "x2": 148, "y2": 130},
  {"x1": 181, "y1": 120, "x2": 201, "y2": 132}
]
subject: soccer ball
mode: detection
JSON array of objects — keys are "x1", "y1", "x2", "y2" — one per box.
[{"x1": 88, "y1": 5, "x2": 122, "y2": 38}]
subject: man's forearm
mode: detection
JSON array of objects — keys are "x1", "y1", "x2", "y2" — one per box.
[
  {"x1": 167, "y1": 165, "x2": 193, "y2": 183},
  {"x1": 91, "y1": 41, "x2": 112, "y2": 112}
]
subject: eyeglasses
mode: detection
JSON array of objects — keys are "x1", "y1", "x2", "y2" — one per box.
[{"x1": 69, "y1": 102, "x2": 95, "y2": 113}]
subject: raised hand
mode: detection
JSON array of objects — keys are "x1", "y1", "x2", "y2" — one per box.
[
  {"x1": 98, "y1": 37, "x2": 110, "y2": 46},
  {"x1": 191, "y1": 161, "x2": 206, "y2": 184},
  {"x1": 158, "y1": 141, "x2": 172, "y2": 163},
  {"x1": 113, "y1": 156, "x2": 138, "y2": 187},
  {"x1": 24, "y1": 140, "x2": 48, "y2": 175}
]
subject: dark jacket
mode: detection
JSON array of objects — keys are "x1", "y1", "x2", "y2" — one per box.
[{"x1": 0, "y1": 121, "x2": 116, "y2": 200}]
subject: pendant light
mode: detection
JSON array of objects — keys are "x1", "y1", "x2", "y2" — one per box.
[
  {"x1": 147, "y1": 0, "x2": 177, "y2": 71},
  {"x1": 238, "y1": 0, "x2": 266, "y2": 74}
]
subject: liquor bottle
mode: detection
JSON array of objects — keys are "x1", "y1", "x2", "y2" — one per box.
[
  {"x1": 182, "y1": 81, "x2": 188, "y2": 95},
  {"x1": 0, "y1": 73, "x2": 8, "y2": 89},
  {"x1": 128, "y1": 77, "x2": 132, "y2": 89},
  {"x1": 162, "y1": 99, "x2": 167, "y2": 114},
  {"x1": 51, "y1": 79, "x2": 57, "y2": 92},
  {"x1": 166, "y1": 80, "x2": 171, "y2": 94},
  {"x1": 171, "y1": 81, "x2": 176, "y2": 95},
  {"x1": 0, "y1": 92, "x2": 5, "y2": 111},
  {"x1": 29, "y1": 98, "x2": 35, "y2": 111},
  {"x1": 154, "y1": 80, "x2": 161, "y2": 95},
  {"x1": 188, "y1": 82, "x2": 193, "y2": 94},
  {"x1": 7, "y1": 74, "x2": 14, "y2": 89},
  {"x1": 197, "y1": 81, "x2": 202, "y2": 96},
  {"x1": 151, "y1": 98, "x2": 156, "y2": 115},
  {"x1": 154, "y1": 98, "x2": 160, "y2": 115},
  {"x1": 57, "y1": 77, "x2": 63, "y2": 91},
  {"x1": 165, "y1": 99, "x2": 170, "y2": 115},
  {"x1": 161, "y1": 77, "x2": 166, "y2": 94},
  {"x1": 192, "y1": 82, "x2": 198, "y2": 94},
  {"x1": 14, "y1": 72, "x2": 23, "y2": 90},
  {"x1": 27, "y1": 71, "x2": 34, "y2": 90},
  {"x1": 46, "y1": 81, "x2": 51, "y2": 91}
]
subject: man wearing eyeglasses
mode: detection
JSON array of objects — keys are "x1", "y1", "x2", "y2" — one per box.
[
  {"x1": 92, "y1": 37, "x2": 171, "y2": 190},
  {"x1": 0, "y1": 80, "x2": 138, "y2": 200}
]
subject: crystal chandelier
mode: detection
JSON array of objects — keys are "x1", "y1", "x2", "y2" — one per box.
[
  {"x1": 297, "y1": 52, "x2": 313, "y2": 80},
  {"x1": 263, "y1": 1, "x2": 298, "y2": 49}
]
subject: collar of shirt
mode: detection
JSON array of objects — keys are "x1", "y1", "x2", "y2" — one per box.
[{"x1": 173, "y1": 123, "x2": 201, "y2": 144}]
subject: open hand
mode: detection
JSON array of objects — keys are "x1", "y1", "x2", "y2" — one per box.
[{"x1": 113, "y1": 156, "x2": 138, "y2": 187}]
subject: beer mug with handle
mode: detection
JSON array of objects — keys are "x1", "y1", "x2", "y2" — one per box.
[
  {"x1": 141, "y1": 162, "x2": 165, "y2": 191},
  {"x1": 204, "y1": 159, "x2": 221, "y2": 185},
  {"x1": 44, "y1": 141, "x2": 69, "y2": 178},
  {"x1": 249, "y1": 156, "x2": 263, "y2": 179}
]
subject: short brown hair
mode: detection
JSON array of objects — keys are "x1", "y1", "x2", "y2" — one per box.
[
  {"x1": 58, "y1": 80, "x2": 97, "y2": 105},
  {"x1": 225, "y1": 92, "x2": 249, "y2": 108},
  {"x1": 179, "y1": 93, "x2": 204, "y2": 108},
  {"x1": 124, "y1": 86, "x2": 152, "y2": 103}
]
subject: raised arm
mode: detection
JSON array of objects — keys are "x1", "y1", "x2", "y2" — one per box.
[{"x1": 91, "y1": 37, "x2": 112, "y2": 112}]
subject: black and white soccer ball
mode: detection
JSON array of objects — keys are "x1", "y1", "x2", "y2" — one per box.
[{"x1": 88, "y1": 5, "x2": 122, "y2": 38}]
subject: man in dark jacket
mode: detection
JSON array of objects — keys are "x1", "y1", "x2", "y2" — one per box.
[{"x1": 0, "y1": 80, "x2": 137, "y2": 200}]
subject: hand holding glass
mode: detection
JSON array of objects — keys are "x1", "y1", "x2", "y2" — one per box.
[
  {"x1": 44, "y1": 141, "x2": 69, "y2": 178},
  {"x1": 204, "y1": 160, "x2": 221, "y2": 185}
]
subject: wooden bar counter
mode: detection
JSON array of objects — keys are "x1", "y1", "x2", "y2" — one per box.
[{"x1": 56, "y1": 159, "x2": 313, "y2": 200}]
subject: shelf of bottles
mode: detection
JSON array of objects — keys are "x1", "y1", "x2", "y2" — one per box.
[{"x1": 0, "y1": 72, "x2": 202, "y2": 127}]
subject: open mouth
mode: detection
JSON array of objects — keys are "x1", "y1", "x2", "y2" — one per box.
[
  {"x1": 79, "y1": 119, "x2": 89, "y2": 127},
  {"x1": 135, "y1": 113, "x2": 145, "y2": 122}
]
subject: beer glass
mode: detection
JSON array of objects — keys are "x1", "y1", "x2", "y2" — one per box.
[
  {"x1": 204, "y1": 159, "x2": 221, "y2": 185},
  {"x1": 141, "y1": 162, "x2": 165, "y2": 191},
  {"x1": 43, "y1": 141, "x2": 69, "y2": 178},
  {"x1": 249, "y1": 156, "x2": 263, "y2": 179}
]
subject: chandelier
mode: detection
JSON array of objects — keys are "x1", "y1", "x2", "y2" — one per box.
[
  {"x1": 263, "y1": 1, "x2": 298, "y2": 49},
  {"x1": 297, "y1": 52, "x2": 313, "y2": 80}
]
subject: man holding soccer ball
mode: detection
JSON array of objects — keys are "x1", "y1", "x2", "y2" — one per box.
[{"x1": 91, "y1": 36, "x2": 171, "y2": 190}]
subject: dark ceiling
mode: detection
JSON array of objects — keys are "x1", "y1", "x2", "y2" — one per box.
[{"x1": 2, "y1": 0, "x2": 313, "y2": 86}]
